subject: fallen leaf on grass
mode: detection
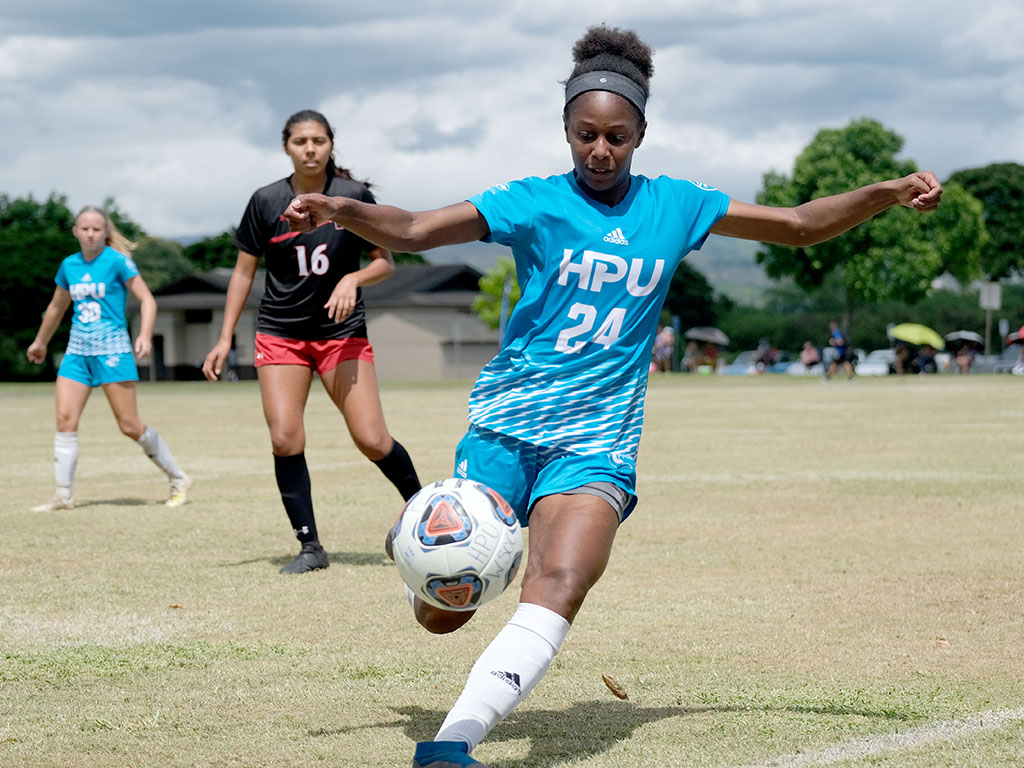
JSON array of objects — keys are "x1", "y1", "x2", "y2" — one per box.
[{"x1": 602, "y1": 674, "x2": 629, "y2": 700}]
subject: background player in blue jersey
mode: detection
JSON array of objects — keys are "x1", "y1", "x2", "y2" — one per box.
[
  {"x1": 202, "y1": 110, "x2": 421, "y2": 574},
  {"x1": 284, "y1": 26, "x2": 943, "y2": 768},
  {"x1": 26, "y1": 206, "x2": 191, "y2": 511}
]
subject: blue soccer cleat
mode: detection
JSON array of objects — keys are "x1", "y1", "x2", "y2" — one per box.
[{"x1": 412, "y1": 740, "x2": 488, "y2": 768}]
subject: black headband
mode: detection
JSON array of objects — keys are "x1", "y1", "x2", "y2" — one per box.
[{"x1": 564, "y1": 70, "x2": 647, "y2": 115}]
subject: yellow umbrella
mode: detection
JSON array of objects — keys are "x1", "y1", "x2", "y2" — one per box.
[{"x1": 887, "y1": 323, "x2": 945, "y2": 350}]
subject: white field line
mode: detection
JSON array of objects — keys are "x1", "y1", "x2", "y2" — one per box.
[{"x1": 732, "y1": 708, "x2": 1024, "y2": 768}]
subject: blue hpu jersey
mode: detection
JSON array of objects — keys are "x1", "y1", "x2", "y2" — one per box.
[
  {"x1": 467, "y1": 172, "x2": 730, "y2": 461},
  {"x1": 55, "y1": 246, "x2": 139, "y2": 355}
]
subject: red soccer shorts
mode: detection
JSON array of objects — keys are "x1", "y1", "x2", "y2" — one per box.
[{"x1": 254, "y1": 333, "x2": 374, "y2": 374}]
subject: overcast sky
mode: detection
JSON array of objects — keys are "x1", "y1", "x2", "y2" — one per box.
[{"x1": 2, "y1": 0, "x2": 1021, "y2": 251}]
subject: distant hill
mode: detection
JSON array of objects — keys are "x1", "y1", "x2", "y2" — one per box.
[{"x1": 686, "y1": 235, "x2": 776, "y2": 307}]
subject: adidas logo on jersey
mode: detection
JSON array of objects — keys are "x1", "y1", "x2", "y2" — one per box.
[
  {"x1": 81, "y1": 273, "x2": 92, "y2": 282},
  {"x1": 603, "y1": 227, "x2": 628, "y2": 245},
  {"x1": 456, "y1": 459, "x2": 468, "y2": 478},
  {"x1": 491, "y1": 670, "x2": 522, "y2": 694}
]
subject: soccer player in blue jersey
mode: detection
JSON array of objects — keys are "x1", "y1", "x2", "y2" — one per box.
[
  {"x1": 27, "y1": 206, "x2": 191, "y2": 511},
  {"x1": 284, "y1": 25, "x2": 943, "y2": 768}
]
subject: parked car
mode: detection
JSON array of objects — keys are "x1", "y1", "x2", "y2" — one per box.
[
  {"x1": 720, "y1": 350, "x2": 757, "y2": 375},
  {"x1": 976, "y1": 347, "x2": 1024, "y2": 374},
  {"x1": 721, "y1": 350, "x2": 795, "y2": 375},
  {"x1": 855, "y1": 349, "x2": 896, "y2": 376}
]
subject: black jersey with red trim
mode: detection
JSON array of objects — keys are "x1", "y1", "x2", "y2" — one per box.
[{"x1": 235, "y1": 176, "x2": 377, "y2": 341}]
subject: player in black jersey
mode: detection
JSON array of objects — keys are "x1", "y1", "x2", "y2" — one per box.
[{"x1": 202, "y1": 110, "x2": 421, "y2": 574}]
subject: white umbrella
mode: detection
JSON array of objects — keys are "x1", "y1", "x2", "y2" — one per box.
[
  {"x1": 684, "y1": 326, "x2": 730, "y2": 346},
  {"x1": 944, "y1": 330, "x2": 984, "y2": 345}
]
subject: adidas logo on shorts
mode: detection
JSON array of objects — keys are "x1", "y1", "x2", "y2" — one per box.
[{"x1": 603, "y1": 227, "x2": 628, "y2": 245}]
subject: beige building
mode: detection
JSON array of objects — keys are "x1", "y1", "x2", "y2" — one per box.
[{"x1": 134, "y1": 265, "x2": 498, "y2": 382}]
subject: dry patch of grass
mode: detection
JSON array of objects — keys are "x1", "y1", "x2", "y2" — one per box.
[{"x1": 1, "y1": 376, "x2": 1022, "y2": 767}]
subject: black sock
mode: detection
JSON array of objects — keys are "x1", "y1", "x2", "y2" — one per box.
[
  {"x1": 274, "y1": 453, "x2": 318, "y2": 544},
  {"x1": 372, "y1": 439, "x2": 421, "y2": 501}
]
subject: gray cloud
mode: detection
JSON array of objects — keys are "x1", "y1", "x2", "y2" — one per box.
[{"x1": 1, "y1": 1, "x2": 1020, "y2": 239}]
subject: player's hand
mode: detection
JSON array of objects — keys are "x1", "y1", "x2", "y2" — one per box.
[
  {"x1": 325, "y1": 275, "x2": 359, "y2": 322},
  {"x1": 202, "y1": 339, "x2": 231, "y2": 382},
  {"x1": 134, "y1": 335, "x2": 152, "y2": 360},
  {"x1": 26, "y1": 341, "x2": 46, "y2": 364},
  {"x1": 895, "y1": 171, "x2": 942, "y2": 212},
  {"x1": 284, "y1": 193, "x2": 337, "y2": 232}
]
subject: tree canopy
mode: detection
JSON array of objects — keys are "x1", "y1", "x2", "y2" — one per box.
[
  {"x1": 662, "y1": 259, "x2": 726, "y2": 331},
  {"x1": 946, "y1": 162, "x2": 1024, "y2": 280},
  {"x1": 0, "y1": 194, "x2": 79, "y2": 378},
  {"x1": 472, "y1": 258, "x2": 520, "y2": 331},
  {"x1": 133, "y1": 237, "x2": 193, "y2": 291},
  {"x1": 756, "y1": 118, "x2": 987, "y2": 314}
]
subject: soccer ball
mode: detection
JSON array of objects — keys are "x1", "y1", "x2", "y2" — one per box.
[{"x1": 391, "y1": 478, "x2": 524, "y2": 611}]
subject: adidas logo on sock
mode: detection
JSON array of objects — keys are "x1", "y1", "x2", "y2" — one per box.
[
  {"x1": 491, "y1": 670, "x2": 521, "y2": 694},
  {"x1": 603, "y1": 227, "x2": 628, "y2": 245},
  {"x1": 456, "y1": 459, "x2": 468, "y2": 478}
]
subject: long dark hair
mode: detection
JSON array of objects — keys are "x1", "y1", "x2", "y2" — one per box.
[{"x1": 281, "y1": 109, "x2": 371, "y2": 187}]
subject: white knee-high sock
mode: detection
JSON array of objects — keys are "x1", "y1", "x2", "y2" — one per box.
[
  {"x1": 54, "y1": 431, "x2": 78, "y2": 497},
  {"x1": 137, "y1": 426, "x2": 183, "y2": 479},
  {"x1": 434, "y1": 602, "x2": 570, "y2": 750}
]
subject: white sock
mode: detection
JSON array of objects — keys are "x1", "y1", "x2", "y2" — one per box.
[
  {"x1": 54, "y1": 431, "x2": 78, "y2": 498},
  {"x1": 137, "y1": 426, "x2": 183, "y2": 479},
  {"x1": 405, "y1": 583, "x2": 417, "y2": 607},
  {"x1": 434, "y1": 602, "x2": 570, "y2": 750}
]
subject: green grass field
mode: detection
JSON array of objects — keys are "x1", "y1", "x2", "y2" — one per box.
[{"x1": 2, "y1": 375, "x2": 1023, "y2": 767}]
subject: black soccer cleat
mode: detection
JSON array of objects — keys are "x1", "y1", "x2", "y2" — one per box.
[{"x1": 279, "y1": 541, "x2": 329, "y2": 574}]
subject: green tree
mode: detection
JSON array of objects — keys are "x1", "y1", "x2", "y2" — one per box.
[
  {"x1": 391, "y1": 251, "x2": 428, "y2": 265},
  {"x1": 472, "y1": 258, "x2": 520, "y2": 331},
  {"x1": 946, "y1": 162, "x2": 1024, "y2": 279},
  {"x1": 661, "y1": 260, "x2": 726, "y2": 330},
  {"x1": 184, "y1": 230, "x2": 238, "y2": 272},
  {"x1": 0, "y1": 194, "x2": 77, "y2": 379},
  {"x1": 756, "y1": 118, "x2": 987, "y2": 326},
  {"x1": 133, "y1": 236, "x2": 193, "y2": 291},
  {"x1": 102, "y1": 196, "x2": 145, "y2": 243}
]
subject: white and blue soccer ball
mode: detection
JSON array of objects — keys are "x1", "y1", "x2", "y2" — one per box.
[{"x1": 391, "y1": 478, "x2": 523, "y2": 611}]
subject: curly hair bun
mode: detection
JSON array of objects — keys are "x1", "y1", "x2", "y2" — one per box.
[{"x1": 571, "y1": 24, "x2": 654, "y2": 87}]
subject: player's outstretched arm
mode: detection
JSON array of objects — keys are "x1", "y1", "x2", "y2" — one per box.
[
  {"x1": 710, "y1": 171, "x2": 943, "y2": 247},
  {"x1": 283, "y1": 195, "x2": 489, "y2": 252}
]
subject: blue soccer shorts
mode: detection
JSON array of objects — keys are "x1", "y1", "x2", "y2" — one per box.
[
  {"x1": 58, "y1": 352, "x2": 139, "y2": 387},
  {"x1": 453, "y1": 424, "x2": 638, "y2": 527}
]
